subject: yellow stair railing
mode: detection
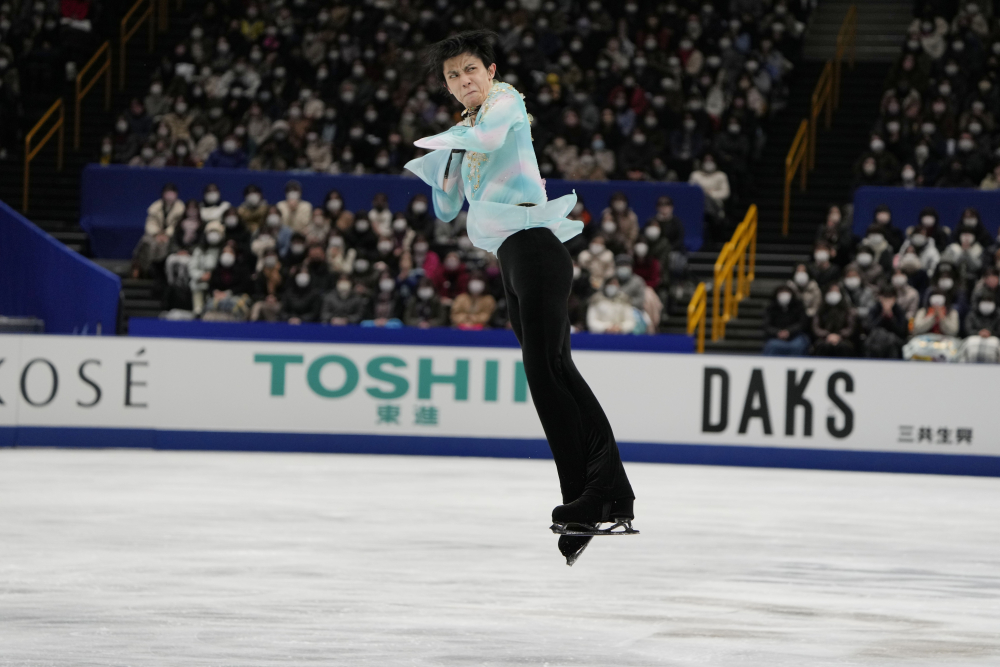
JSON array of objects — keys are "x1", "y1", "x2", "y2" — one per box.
[
  {"x1": 120, "y1": 0, "x2": 156, "y2": 91},
  {"x1": 834, "y1": 4, "x2": 857, "y2": 110},
  {"x1": 783, "y1": 120, "x2": 808, "y2": 237},
  {"x1": 808, "y1": 61, "x2": 833, "y2": 170},
  {"x1": 711, "y1": 205, "x2": 758, "y2": 342},
  {"x1": 686, "y1": 282, "x2": 707, "y2": 353},
  {"x1": 23, "y1": 99, "x2": 65, "y2": 213},
  {"x1": 75, "y1": 40, "x2": 112, "y2": 149}
]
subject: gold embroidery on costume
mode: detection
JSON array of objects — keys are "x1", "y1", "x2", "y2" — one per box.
[{"x1": 461, "y1": 81, "x2": 528, "y2": 193}]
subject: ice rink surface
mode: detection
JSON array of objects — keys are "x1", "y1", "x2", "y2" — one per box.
[{"x1": 1, "y1": 448, "x2": 998, "y2": 666}]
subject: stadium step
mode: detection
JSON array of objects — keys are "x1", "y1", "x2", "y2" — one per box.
[{"x1": 803, "y1": 0, "x2": 913, "y2": 63}]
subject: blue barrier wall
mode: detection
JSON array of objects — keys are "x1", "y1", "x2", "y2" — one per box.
[
  {"x1": 128, "y1": 317, "x2": 697, "y2": 353},
  {"x1": 80, "y1": 164, "x2": 705, "y2": 259},
  {"x1": 852, "y1": 186, "x2": 1000, "y2": 238},
  {"x1": 0, "y1": 199, "x2": 120, "y2": 334}
]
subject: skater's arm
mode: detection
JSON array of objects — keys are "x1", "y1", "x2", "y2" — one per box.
[
  {"x1": 413, "y1": 93, "x2": 521, "y2": 154},
  {"x1": 403, "y1": 149, "x2": 466, "y2": 222}
]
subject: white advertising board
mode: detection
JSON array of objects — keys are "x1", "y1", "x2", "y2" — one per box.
[{"x1": 0, "y1": 335, "x2": 996, "y2": 473}]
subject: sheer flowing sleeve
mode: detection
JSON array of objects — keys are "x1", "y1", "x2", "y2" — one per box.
[
  {"x1": 413, "y1": 93, "x2": 522, "y2": 153},
  {"x1": 403, "y1": 149, "x2": 466, "y2": 223}
]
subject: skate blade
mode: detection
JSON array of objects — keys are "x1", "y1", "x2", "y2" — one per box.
[{"x1": 550, "y1": 520, "x2": 639, "y2": 536}]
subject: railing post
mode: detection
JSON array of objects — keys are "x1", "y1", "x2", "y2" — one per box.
[
  {"x1": 57, "y1": 105, "x2": 64, "y2": 171},
  {"x1": 159, "y1": 0, "x2": 169, "y2": 32},
  {"x1": 119, "y1": 20, "x2": 126, "y2": 90}
]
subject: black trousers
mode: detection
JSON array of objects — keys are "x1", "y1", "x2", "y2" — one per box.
[{"x1": 497, "y1": 227, "x2": 634, "y2": 505}]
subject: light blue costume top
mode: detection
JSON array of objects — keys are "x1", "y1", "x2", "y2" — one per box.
[{"x1": 403, "y1": 81, "x2": 582, "y2": 254}]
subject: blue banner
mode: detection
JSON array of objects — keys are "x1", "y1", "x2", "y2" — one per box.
[
  {"x1": 852, "y1": 186, "x2": 1000, "y2": 239},
  {"x1": 0, "y1": 199, "x2": 120, "y2": 334},
  {"x1": 80, "y1": 164, "x2": 705, "y2": 259}
]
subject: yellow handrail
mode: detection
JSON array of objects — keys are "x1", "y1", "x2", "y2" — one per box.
[
  {"x1": 808, "y1": 61, "x2": 833, "y2": 170},
  {"x1": 783, "y1": 119, "x2": 809, "y2": 236},
  {"x1": 158, "y1": 0, "x2": 169, "y2": 32},
  {"x1": 711, "y1": 205, "x2": 758, "y2": 341},
  {"x1": 23, "y1": 99, "x2": 65, "y2": 213},
  {"x1": 687, "y1": 282, "x2": 707, "y2": 353},
  {"x1": 120, "y1": 0, "x2": 156, "y2": 91},
  {"x1": 833, "y1": 4, "x2": 857, "y2": 109},
  {"x1": 75, "y1": 41, "x2": 112, "y2": 150}
]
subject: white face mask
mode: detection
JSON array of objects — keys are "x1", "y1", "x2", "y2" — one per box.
[
  {"x1": 776, "y1": 292, "x2": 792, "y2": 307},
  {"x1": 355, "y1": 220, "x2": 370, "y2": 233},
  {"x1": 418, "y1": 287, "x2": 434, "y2": 300},
  {"x1": 224, "y1": 215, "x2": 238, "y2": 228},
  {"x1": 602, "y1": 221, "x2": 616, "y2": 234},
  {"x1": 327, "y1": 199, "x2": 342, "y2": 213},
  {"x1": 468, "y1": 280, "x2": 485, "y2": 295},
  {"x1": 856, "y1": 253, "x2": 873, "y2": 267},
  {"x1": 892, "y1": 274, "x2": 908, "y2": 288},
  {"x1": 825, "y1": 291, "x2": 842, "y2": 306},
  {"x1": 616, "y1": 266, "x2": 632, "y2": 280},
  {"x1": 634, "y1": 242, "x2": 648, "y2": 258},
  {"x1": 938, "y1": 277, "x2": 954, "y2": 291},
  {"x1": 337, "y1": 281, "x2": 352, "y2": 295},
  {"x1": 929, "y1": 294, "x2": 946, "y2": 308},
  {"x1": 645, "y1": 226, "x2": 661, "y2": 240},
  {"x1": 910, "y1": 234, "x2": 927, "y2": 247},
  {"x1": 589, "y1": 243, "x2": 605, "y2": 256},
  {"x1": 379, "y1": 279, "x2": 395, "y2": 293},
  {"x1": 204, "y1": 192, "x2": 220, "y2": 205},
  {"x1": 412, "y1": 201, "x2": 428, "y2": 214},
  {"x1": 793, "y1": 271, "x2": 809, "y2": 286},
  {"x1": 844, "y1": 276, "x2": 861, "y2": 290},
  {"x1": 286, "y1": 191, "x2": 301, "y2": 203},
  {"x1": 573, "y1": 266, "x2": 581, "y2": 280},
  {"x1": 814, "y1": 250, "x2": 830, "y2": 263},
  {"x1": 267, "y1": 214, "x2": 281, "y2": 227},
  {"x1": 290, "y1": 243, "x2": 305, "y2": 254},
  {"x1": 354, "y1": 260, "x2": 370, "y2": 273},
  {"x1": 413, "y1": 242, "x2": 429, "y2": 254},
  {"x1": 921, "y1": 217, "x2": 935, "y2": 228},
  {"x1": 219, "y1": 252, "x2": 236, "y2": 267},
  {"x1": 604, "y1": 284, "x2": 619, "y2": 298},
  {"x1": 264, "y1": 255, "x2": 278, "y2": 268},
  {"x1": 295, "y1": 273, "x2": 311, "y2": 288},
  {"x1": 246, "y1": 193, "x2": 261, "y2": 206},
  {"x1": 206, "y1": 231, "x2": 222, "y2": 245},
  {"x1": 979, "y1": 301, "x2": 997, "y2": 315}
]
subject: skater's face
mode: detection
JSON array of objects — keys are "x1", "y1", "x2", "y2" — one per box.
[{"x1": 442, "y1": 52, "x2": 496, "y2": 110}]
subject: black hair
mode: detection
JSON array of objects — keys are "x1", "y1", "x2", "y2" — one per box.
[{"x1": 423, "y1": 29, "x2": 498, "y2": 86}]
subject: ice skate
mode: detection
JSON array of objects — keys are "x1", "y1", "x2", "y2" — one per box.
[
  {"x1": 557, "y1": 535, "x2": 592, "y2": 566},
  {"x1": 550, "y1": 495, "x2": 639, "y2": 536}
]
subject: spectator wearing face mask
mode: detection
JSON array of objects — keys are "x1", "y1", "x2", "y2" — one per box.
[
  {"x1": 853, "y1": 155, "x2": 887, "y2": 189},
  {"x1": 923, "y1": 264, "x2": 967, "y2": 317},
  {"x1": 646, "y1": 195, "x2": 685, "y2": 252},
  {"x1": 587, "y1": 277, "x2": 639, "y2": 334},
  {"x1": 867, "y1": 205, "x2": 903, "y2": 252},
  {"x1": 815, "y1": 204, "x2": 856, "y2": 266},
  {"x1": 134, "y1": 183, "x2": 185, "y2": 278},
  {"x1": 762, "y1": 286, "x2": 810, "y2": 356},
  {"x1": 256, "y1": 207, "x2": 292, "y2": 257},
  {"x1": 897, "y1": 226, "x2": 941, "y2": 277},
  {"x1": 841, "y1": 265, "x2": 877, "y2": 320},
  {"x1": 889, "y1": 269, "x2": 920, "y2": 320},
  {"x1": 195, "y1": 184, "x2": 229, "y2": 226},
  {"x1": 346, "y1": 211, "x2": 380, "y2": 258},
  {"x1": 689, "y1": 153, "x2": 731, "y2": 237},
  {"x1": 221, "y1": 208, "x2": 252, "y2": 258},
  {"x1": 858, "y1": 133, "x2": 900, "y2": 183},
  {"x1": 599, "y1": 193, "x2": 639, "y2": 245},
  {"x1": 404, "y1": 278, "x2": 446, "y2": 329},
  {"x1": 863, "y1": 285, "x2": 909, "y2": 359},
  {"x1": 641, "y1": 220, "x2": 674, "y2": 277},
  {"x1": 913, "y1": 289, "x2": 960, "y2": 337},
  {"x1": 209, "y1": 243, "x2": 252, "y2": 295},
  {"x1": 205, "y1": 134, "x2": 249, "y2": 169},
  {"x1": 787, "y1": 263, "x2": 822, "y2": 317},
  {"x1": 568, "y1": 262, "x2": 595, "y2": 331},
  {"x1": 632, "y1": 240, "x2": 662, "y2": 288},
  {"x1": 595, "y1": 215, "x2": 631, "y2": 255},
  {"x1": 405, "y1": 195, "x2": 435, "y2": 239},
  {"x1": 808, "y1": 242, "x2": 841, "y2": 290},
  {"x1": 906, "y1": 207, "x2": 950, "y2": 251},
  {"x1": 162, "y1": 96, "x2": 194, "y2": 140},
  {"x1": 952, "y1": 207, "x2": 992, "y2": 249},
  {"x1": 450, "y1": 272, "x2": 496, "y2": 330},
  {"x1": 812, "y1": 284, "x2": 857, "y2": 357},
  {"x1": 942, "y1": 229, "x2": 984, "y2": 291},
  {"x1": 971, "y1": 267, "x2": 1000, "y2": 309},
  {"x1": 283, "y1": 266, "x2": 323, "y2": 324},
  {"x1": 437, "y1": 252, "x2": 469, "y2": 305},
  {"x1": 277, "y1": 181, "x2": 313, "y2": 233},
  {"x1": 363, "y1": 272, "x2": 404, "y2": 328},
  {"x1": 284, "y1": 231, "x2": 309, "y2": 267},
  {"x1": 237, "y1": 185, "x2": 269, "y2": 233},
  {"x1": 577, "y1": 235, "x2": 616, "y2": 289},
  {"x1": 251, "y1": 250, "x2": 283, "y2": 300},
  {"x1": 189, "y1": 220, "x2": 227, "y2": 314},
  {"x1": 852, "y1": 242, "x2": 885, "y2": 285},
  {"x1": 321, "y1": 275, "x2": 366, "y2": 325},
  {"x1": 326, "y1": 233, "x2": 356, "y2": 276}
]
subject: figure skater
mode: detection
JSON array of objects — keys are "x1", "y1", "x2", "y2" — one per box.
[{"x1": 404, "y1": 30, "x2": 635, "y2": 565}]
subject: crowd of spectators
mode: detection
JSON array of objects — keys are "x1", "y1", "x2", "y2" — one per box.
[
  {"x1": 135, "y1": 179, "x2": 692, "y2": 334},
  {"x1": 854, "y1": 3, "x2": 1000, "y2": 191},
  {"x1": 103, "y1": 0, "x2": 813, "y2": 240},
  {"x1": 762, "y1": 202, "x2": 1000, "y2": 362},
  {"x1": 0, "y1": 0, "x2": 104, "y2": 159}
]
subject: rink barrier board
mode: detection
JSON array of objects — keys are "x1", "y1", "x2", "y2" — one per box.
[
  {"x1": 852, "y1": 186, "x2": 1000, "y2": 238},
  {"x1": 127, "y1": 317, "x2": 697, "y2": 353},
  {"x1": 2, "y1": 427, "x2": 999, "y2": 477}
]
